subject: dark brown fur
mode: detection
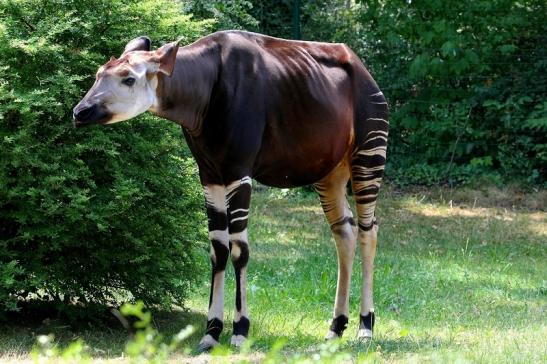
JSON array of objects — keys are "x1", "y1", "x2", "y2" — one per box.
[{"x1": 150, "y1": 31, "x2": 382, "y2": 187}]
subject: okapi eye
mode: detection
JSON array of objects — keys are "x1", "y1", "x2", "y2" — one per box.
[{"x1": 122, "y1": 77, "x2": 136, "y2": 86}]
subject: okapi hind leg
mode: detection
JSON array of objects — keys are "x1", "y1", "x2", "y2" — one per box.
[
  {"x1": 227, "y1": 177, "x2": 252, "y2": 347},
  {"x1": 356, "y1": 224, "x2": 377, "y2": 340},
  {"x1": 351, "y1": 89, "x2": 388, "y2": 340},
  {"x1": 314, "y1": 160, "x2": 357, "y2": 340}
]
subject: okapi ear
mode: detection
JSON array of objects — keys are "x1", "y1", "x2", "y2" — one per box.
[
  {"x1": 154, "y1": 40, "x2": 180, "y2": 76},
  {"x1": 123, "y1": 36, "x2": 151, "y2": 54}
]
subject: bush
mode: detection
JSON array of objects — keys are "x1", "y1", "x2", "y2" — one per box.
[{"x1": 0, "y1": 0, "x2": 212, "y2": 314}]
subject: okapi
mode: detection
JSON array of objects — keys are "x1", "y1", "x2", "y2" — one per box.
[{"x1": 73, "y1": 31, "x2": 388, "y2": 350}]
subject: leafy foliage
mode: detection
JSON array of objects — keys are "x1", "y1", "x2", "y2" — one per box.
[
  {"x1": 0, "y1": 0, "x2": 212, "y2": 314},
  {"x1": 184, "y1": 0, "x2": 259, "y2": 31},
  {"x1": 351, "y1": 0, "x2": 547, "y2": 186}
]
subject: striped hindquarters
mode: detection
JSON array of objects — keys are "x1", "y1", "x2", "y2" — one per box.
[{"x1": 351, "y1": 90, "x2": 389, "y2": 231}]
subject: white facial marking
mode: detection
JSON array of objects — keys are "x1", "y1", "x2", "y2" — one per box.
[
  {"x1": 103, "y1": 63, "x2": 157, "y2": 123},
  {"x1": 84, "y1": 53, "x2": 161, "y2": 124}
]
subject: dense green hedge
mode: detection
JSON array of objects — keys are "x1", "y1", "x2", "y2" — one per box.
[{"x1": 0, "y1": 0, "x2": 212, "y2": 314}]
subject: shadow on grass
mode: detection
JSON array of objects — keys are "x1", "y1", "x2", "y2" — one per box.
[{"x1": 0, "y1": 303, "x2": 207, "y2": 358}]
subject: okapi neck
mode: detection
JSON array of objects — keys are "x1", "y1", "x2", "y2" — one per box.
[{"x1": 151, "y1": 41, "x2": 220, "y2": 136}]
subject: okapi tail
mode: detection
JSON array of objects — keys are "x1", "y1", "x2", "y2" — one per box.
[{"x1": 350, "y1": 71, "x2": 389, "y2": 232}]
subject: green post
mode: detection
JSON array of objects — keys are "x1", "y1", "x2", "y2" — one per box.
[{"x1": 292, "y1": 0, "x2": 301, "y2": 39}]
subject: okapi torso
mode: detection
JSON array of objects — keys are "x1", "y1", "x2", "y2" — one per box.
[{"x1": 73, "y1": 30, "x2": 389, "y2": 350}]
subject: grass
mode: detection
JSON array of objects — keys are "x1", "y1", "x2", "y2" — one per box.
[{"x1": 0, "y1": 186, "x2": 545, "y2": 363}]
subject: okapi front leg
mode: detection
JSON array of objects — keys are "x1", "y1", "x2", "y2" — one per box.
[
  {"x1": 199, "y1": 185, "x2": 229, "y2": 352},
  {"x1": 227, "y1": 177, "x2": 252, "y2": 347}
]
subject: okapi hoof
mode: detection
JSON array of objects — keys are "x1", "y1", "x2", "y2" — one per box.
[
  {"x1": 357, "y1": 311, "x2": 375, "y2": 341},
  {"x1": 197, "y1": 335, "x2": 219, "y2": 353},
  {"x1": 230, "y1": 334, "x2": 247, "y2": 347},
  {"x1": 231, "y1": 317, "x2": 250, "y2": 348},
  {"x1": 325, "y1": 315, "x2": 348, "y2": 340},
  {"x1": 356, "y1": 328, "x2": 373, "y2": 341},
  {"x1": 325, "y1": 330, "x2": 341, "y2": 340}
]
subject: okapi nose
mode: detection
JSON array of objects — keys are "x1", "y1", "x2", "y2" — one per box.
[{"x1": 73, "y1": 104, "x2": 97, "y2": 122}]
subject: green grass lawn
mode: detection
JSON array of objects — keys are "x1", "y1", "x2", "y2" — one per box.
[{"x1": 1, "y1": 187, "x2": 545, "y2": 363}]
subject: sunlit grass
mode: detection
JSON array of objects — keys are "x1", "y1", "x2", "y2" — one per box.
[{"x1": 0, "y1": 187, "x2": 545, "y2": 363}]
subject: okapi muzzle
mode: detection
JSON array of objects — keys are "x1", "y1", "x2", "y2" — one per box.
[{"x1": 73, "y1": 101, "x2": 112, "y2": 127}]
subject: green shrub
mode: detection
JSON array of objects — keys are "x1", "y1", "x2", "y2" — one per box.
[
  {"x1": 184, "y1": 0, "x2": 259, "y2": 31},
  {"x1": 0, "y1": 0, "x2": 212, "y2": 314}
]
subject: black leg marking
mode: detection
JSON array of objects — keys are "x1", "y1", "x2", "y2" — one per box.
[
  {"x1": 232, "y1": 241, "x2": 249, "y2": 311},
  {"x1": 360, "y1": 311, "x2": 375, "y2": 331},
  {"x1": 205, "y1": 318, "x2": 224, "y2": 341},
  {"x1": 330, "y1": 216, "x2": 356, "y2": 239},
  {"x1": 225, "y1": 178, "x2": 253, "y2": 345},
  {"x1": 358, "y1": 216, "x2": 378, "y2": 232},
  {"x1": 208, "y1": 265, "x2": 214, "y2": 308},
  {"x1": 227, "y1": 183, "x2": 252, "y2": 233},
  {"x1": 208, "y1": 239, "x2": 229, "y2": 308},
  {"x1": 233, "y1": 316, "x2": 250, "y2": 337},
  {"x1": 207, "y1": 207, "x2": 228, "y2": 231},
  {"x1": 358, "y1": 222, "x2": 373, "y2": 231},
  {"x1": 330, "y1": 216, "x2": 356, "y2": 229},
  {"x1": 329, "y1": 315, "x2": 349, "y2": 337},
  {"x1": 212, "y1": 239, "x2": 230, "y2": 272}
]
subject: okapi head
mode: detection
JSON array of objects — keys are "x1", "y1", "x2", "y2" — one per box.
[{"x1": 73, "y1": 37, "x2": 179, "y2": 127}]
